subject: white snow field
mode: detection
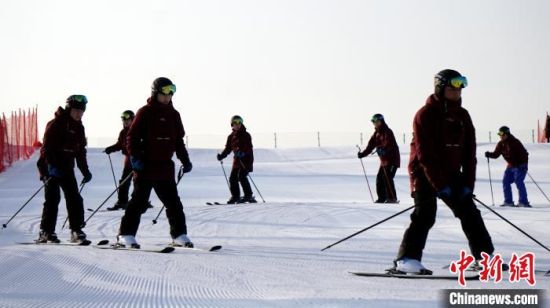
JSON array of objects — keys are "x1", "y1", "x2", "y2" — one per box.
[{"x1": 0, "y1": 144, "x2": 549, "y2": 307}]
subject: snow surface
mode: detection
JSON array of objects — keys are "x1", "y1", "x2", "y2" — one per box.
[{"x1": 0, "y1": 144, "x2": 549, "y2": 307}]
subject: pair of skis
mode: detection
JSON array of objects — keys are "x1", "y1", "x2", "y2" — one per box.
[{"x1": 17, "y1": 239, "x2": 222, "y2": 254}]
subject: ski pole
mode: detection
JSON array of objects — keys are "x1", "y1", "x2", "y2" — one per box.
[
  {"x1": 2, "y1": 179, "x2": 50, "y2": 229},
  {"x1": 527, "y1": 172, "x2": 550, "y2": 203},
  {"x1": 107, "y1": 154, "x2": 118, "y2": 189},
  {"x1": 153, "y1": 166, "x2": 185, "y2": 224},
  {"x1": 321, "y1": 204, "x2": 415, "y2": 251},
  {"x1": 487, "y1": 157, "x2": 495, "y2": 206},
  {"x1": 62, "y1": 182, "x2": 86, "y2": 230},
  {"x1": 356, "y1": 145, "x2": 374, "y2": 203},
  {"x1": 84, "y1": 172, "x2": 133, "y2": 227},
  {"x1": 220, "y1": 160, "x2": 230, "y2": 192},
  {"x1": 238, "y1": 158, "x2": 265, "y2": 203},
  {"x1": 473, "y1": 196, "x2": 550, "y2": 253}
]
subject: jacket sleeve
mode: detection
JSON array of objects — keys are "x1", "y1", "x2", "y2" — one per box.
[
  {"x1": 220, "y1": 134, "x2": 232, "y2": 158},
  {"x1": 361, "y1": 133, "x2": 377, "y2": 156},
  {"x1": 461, "y1": 110, "x2": 477, "y2": 190},
  {"x1": 106, "y1": 129, "x2": 124, "y2": 153},
  {"x1": 42, "y1": 120, "x2": 63, "y2": 169},
  {"x1": 174, "y1": 112, "x2": 191, "y2": 165},
  {"x1": 414, "y1": 109, "x2": 447, "y2": 191},
  {"x1": 75, "y1": 125, "x2": 90, "y2": 175},
  {"x1": 127, "y1": 108, "x2": 146, "y2": 159},
  {"x1": 486, "y1": 142, "x2": 502, "y2": 159}
]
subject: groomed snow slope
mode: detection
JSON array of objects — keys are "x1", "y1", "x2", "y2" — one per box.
[{"x1": 0, "y1": 144, "x2": 549, "y2": 307}]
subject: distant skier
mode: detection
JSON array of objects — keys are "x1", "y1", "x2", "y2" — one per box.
[
  {"x1": 217, "y1": 115, "x2": 256, "y2": 204},
  {"x1": 485, "y1": 126, "x2": 530, "y2": 207},
  {"x1": 358, "y1": 113, "x2": 400, "y2": 203},
  {"x1": 103, "y1": 110, "x2": 153, "y2": 211},
  {"x1": 117, "y1": 77, "x2": 193, "y2": 248},
  {"x1": 392, "y1": 69, "x2": 495, "y2": 274},
  {"x1": 545, "y1": 114, "x2": 550, "y2": 143},
  {"x1": 36, "y1": 95, "x2": 92, "y2": 244}
]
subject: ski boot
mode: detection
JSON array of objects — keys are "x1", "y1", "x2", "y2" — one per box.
[
  {"x1": 116, "y1": 235, "x2": 140, "y2": 249},
  {"x1": 70, "y1": 229, "x2": 88, "y2": 244},
  {"x1": 172, "y1": 234, "x2": 194, "y2": 248},
  {"x1": 390, "y1": 257, "x2": 433, "y2": 275},
  {"x1": 36, "y1": 231, "x2": 61, "y2": 244},
  {"x1": 226, "y1": 196, "x2": 240, "y2": 204},
  {"x1": 500, "y1": 202, "x2": 515, "y2": 207},
  {"x1": 240, "y1": 195, "x2": 257, "y2": 204},
  {"x1": 107, "y1": 201, "x2": 127, "y2": 211}
]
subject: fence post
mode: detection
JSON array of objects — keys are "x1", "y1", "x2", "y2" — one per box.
[
  {"x1": 532, "y1": 129, "x2": 535, "y2": 143},
  {"x1": 403, "y1": 133, "x2": 406, "y2": 144},
  {"x1": 489, "y1": 131, "x2": 492, "y2": 144},
  {"x1": 185, "y1": 135, "x2": 189, "y2": 147},
  {"x1": 274, "y1": 132, "x2": 277, "y2": 149},
  {"x1": 360, "y1": 132, "x2": 363, "y2": 146},
  {"x1": 317, "y1": 131, "x2": 321, "y2": 147}
]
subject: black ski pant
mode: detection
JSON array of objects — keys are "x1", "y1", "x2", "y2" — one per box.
[
  {"x1": 229, "y1": 167, "x2": 253, "y2": 198},
  {"x1": 376, "y1": 165, "x2": 398, "y2": 202},
  {"x1": 119, "y1": 177, "x2": 187, "y2": 238},
  {"x1": 396, "y1": 174, "x2": 494, "y2": 261},
  {"x1": 40, "y1": 173, "x2": 84, "y2": 233},
  {"x1": 116, "y1": 162, "x2": 133, "y2": 204}
]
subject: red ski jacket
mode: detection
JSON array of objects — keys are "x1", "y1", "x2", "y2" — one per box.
[
  {"x1": 360, "y1": 123, "x2": 400, "y2": 167},
  {"x1": 486, "y1": 135, "x2": 528, "y2": 168},
  {"x1": 408, "y1": 94, "x2": 477, "y2": 192},
  {"x1": 220, "y1": 125, "x2": 254, "y2": 172},
  {"x1": 127, "y1": 98, "x2": 190, "y2": 180},
  {"x1": 37, "y1": 107, "x2": 90, "y2": 178}
]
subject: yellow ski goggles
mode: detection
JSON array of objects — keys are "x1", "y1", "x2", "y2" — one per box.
[
  {"x1": 160, "y1": 84, "x2": 176, "y2": 95},
  {"x1": 449, "y1": 76, "x2": 468, "y2": 89}
]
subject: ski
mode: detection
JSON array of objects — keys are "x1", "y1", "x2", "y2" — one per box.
[
  {"x1": 170, "y1": 244, "x2": 222, "y2": 252},
  {"x1": 94, "y1": 243, "x2": 175, "y2": 254},
  {"x1": 206, "y1": 200, "x2": 258, "y2": 205},
  {"x1": 16, "y1": 239, "x2": 108, "y2": 247},
  {"x1": 206, "y1": 202, "x2": 223, "y2": 205},
  {"x1": 349, "y1": 271, "x2": 479, "y2": 280}
]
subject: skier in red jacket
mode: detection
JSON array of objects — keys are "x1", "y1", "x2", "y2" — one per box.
[
  {"x1": 104, "y1": 110, "x2": 153, "y2": 211},
  {"x1": 358, "y1": 113, "x2": 400, "y2": 203},
  {"x1": 117, "y1": 77, "x2": 193, "y2": 248},
  {"x1": 391, "y1": 69, "x2": 495, "y2": 274},
  {"x1": 485, "y1": 126, "x2": 530, "y2": 207},
  {"x1": 36, "y1": 95, "x2": 92, "y2": 244},
  {"x1": 217, "y1": 115, "x2": 255, "y2": 204}
]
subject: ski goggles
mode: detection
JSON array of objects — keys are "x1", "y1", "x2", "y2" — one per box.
[
  {"x1": 121, "y1": 113, "x2": 133, "y2": 120},
  {"x1": 449, "y1": 76, "x2": 468, "y2": 89},
  {"x1": 231, "y1": 119, "x2": 243, "y2": 125},
  {"x1": 160, "y1": 84, "x2": 176, "y2": 95},
  {"x1": 497, "y1": 130, "x2": 506, "y2": 136},
  {"x1": 71, "y1": 95, "x2": 88, "y2": 104}
]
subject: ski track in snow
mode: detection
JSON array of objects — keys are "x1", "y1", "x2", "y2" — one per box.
[{"x1": 0, "y1": 146, "x2": 549, "y2": 307}]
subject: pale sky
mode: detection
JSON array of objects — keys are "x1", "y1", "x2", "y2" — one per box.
[{"x1": 1, "y1": 0, "x2": 549, "y2": 146}]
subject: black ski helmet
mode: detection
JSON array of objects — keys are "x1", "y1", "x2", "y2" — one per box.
[
  {"x1": 434, "y1": 69, "x2": 466, "y2": 97},
  {"x1": 231, "y1": 115, "x2": 243, "y2": 125},
  {"x1": 65, "y1": 94, "x2": 88, "y2": 111},
  {"x1": 498, "y1": 126, "x2": 510, "y2": 136},
  {"x1": 371, "y1": 113, "x2": 384, "y2": 123},
  {"x1": 121, "y1": 110, "x2": 135, "y2": 120},
  {"x1": 151, "y1": 77, "x2": 175, "y2": 97}
]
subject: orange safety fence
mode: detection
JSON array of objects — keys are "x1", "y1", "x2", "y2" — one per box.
[{"x1": 0, "y1": 107, "x2": 40, "y2": 173}]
